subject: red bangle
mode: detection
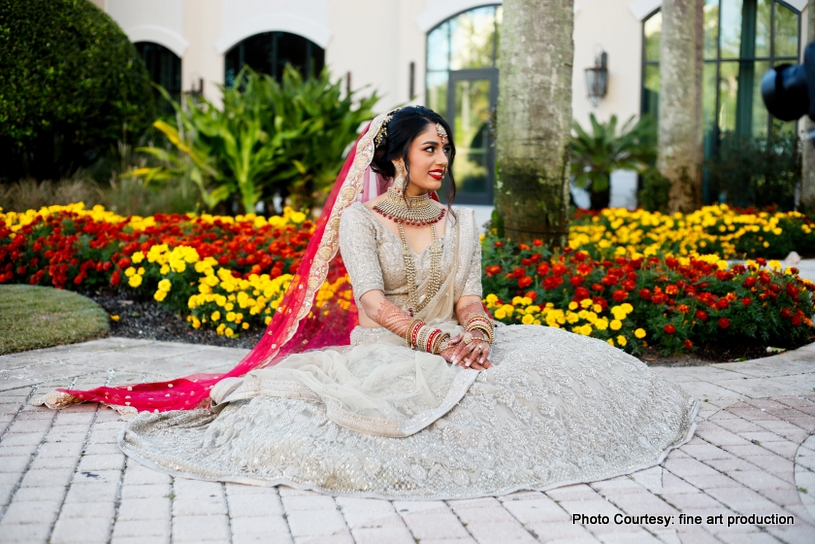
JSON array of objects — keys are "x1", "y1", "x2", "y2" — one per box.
[{"x1": 425, "y1": 329, "x2": 440, "y2": 353}]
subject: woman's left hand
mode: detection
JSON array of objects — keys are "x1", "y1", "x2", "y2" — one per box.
[{"x1": 446, "y1": 331, "x2": 492, "y2": 369}]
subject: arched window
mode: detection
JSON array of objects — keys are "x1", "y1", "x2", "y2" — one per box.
[
  {"x1": 642, "y1": 1, "x2": 801, "y2": 201},
  {"x1": 135, "y1": 42, "x2": 182, "y2": 113},
  {"x1": 224, "y1": 32, "x2": 325, "y2": 87},
  {"x1": 426, "y1": 5, "x2": 502, "y2": 205}
]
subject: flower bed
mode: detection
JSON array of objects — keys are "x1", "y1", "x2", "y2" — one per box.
[
  {"x1": 0, "y1": 203, "x2": 337, "y2": 337},
  {"x1": 2, "y1": 203, "x2": 814, "y2": 354},
  {"x1": 571, "y1": 205, "x2": 815, "y2": 259},
  {"x1": 482, "y1": 231, "x2": 815, "y2": 355}
]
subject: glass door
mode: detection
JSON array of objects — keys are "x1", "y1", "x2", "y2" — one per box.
[{"x1": 444, "y1": 68, "x2": 498, "y2": 205}]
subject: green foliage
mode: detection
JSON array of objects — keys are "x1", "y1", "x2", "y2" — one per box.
[
  {"x1": 570, "y1": 114, "x2": 656, "y2": 209},
  {"x1": 0, "y1": 0, "x2": 155, "y2": 180},
  {"x1": 707, "y1": 131, "x2": 802, "y2": 210},
  {"x1": 638, "y1": 170, "x2": 671, "y2": 212},
  {"x1": 134, "y1": 67, "x2": 379, "y2": 214}
]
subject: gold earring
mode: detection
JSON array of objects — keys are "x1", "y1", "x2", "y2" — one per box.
[{"x1": 393, "y1": 165, "x2": 406, "y2": 192}]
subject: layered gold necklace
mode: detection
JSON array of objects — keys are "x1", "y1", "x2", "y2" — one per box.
[{"x1": 373, "y1": 188, "x2": 445, "y2": 315}]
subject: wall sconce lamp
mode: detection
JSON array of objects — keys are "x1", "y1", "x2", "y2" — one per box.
[{"x1": 585, "y1": 50, "x2": 608, "y2": 107}]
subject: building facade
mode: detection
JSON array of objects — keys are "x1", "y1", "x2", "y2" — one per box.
[{"x1": 91, "y1": 0, "x2": 808, "y2": 207}]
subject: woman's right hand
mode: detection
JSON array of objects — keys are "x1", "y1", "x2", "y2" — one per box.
[{"x1": 440, "y1": 334, "x2": 492, "y2": 370}]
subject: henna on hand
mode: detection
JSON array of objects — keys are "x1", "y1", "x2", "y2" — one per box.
[
  {"x1": 372, "y1": 297, "x2": 413, "y2": 339},
  {"x1": 456, "y1": 300, "x2": 487, "y2": 326}
]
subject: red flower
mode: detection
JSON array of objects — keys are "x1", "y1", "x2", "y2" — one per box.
[
  {"x1": 677, "y1": 304, "x2": 690, "y2": 313},
  {"x1": 493, "y1": 241, "x2": 503, "y2": 248},
  {"x1": 741, "y1": 297, "x2": 752, "y2": 306},
  {"x1": 665, "y1": 285, "x2": 678, "y2": 295},
  {"x1": 683, "y1": 339, "x2": 693, "y2": 350},
  {"x1": 524, "y1": 291, "x2": 537, "y2": 301},
  {"x1": 718, "y1": 318, "x2": 730, "y2": 329},
  {"x1": 536, "y1": 263, "x2": 550, "y2": 276},
  {"x1": 612, "y1": 290, "x2": 628, "y2": 302},
  {"x1": 543, "y1": 275, "x2": 563, "y2": 290},
  {"x1": 552, "y1": 263, "x2": 568, "y2": 276},
  {"x1": 518, "y1": 276, "x2": 533, "y2": 288},
  {"x1": 651, "y1": 293, "x2": 668, "y2": 305},
  {"x1": 622, "y1": 279, "x2": 637, "y2": 291},
  {"x1": 695, "y1": 310, "x2": 708, "y2": 321},
  {"x1": 792, "y1": 316, "x2": 803, "y2": 326},
  {"x1": 485, "y1": 265, "x2": 502, "y2": 277},
  {"x1": 715, "y1": 299, "x2": 729, "y2": 310},
  {"x1": 591, "y1": 283, "x2": 604, "y2": 292},
  {"x1": 574, "y1": 287, "x2": 590, "y2": 300},
  {"x1": 638, "y1": 288, "x2": 652, "y2": 301},
  {"x1": 570, "y1": 275, "x2": 584, "y2": 287},
  {"x1": 756, "y1": 257, "x2": 767, "y2": 266},
  {"x1": 664, "y1": 324, "x2": 676, "y2": 335},
  {"x1": 781, "y1": 308, "x2": 792, "y2": 319},
  {"x1": 532, "y1": 239, "x2": 543, "y2": 247}
]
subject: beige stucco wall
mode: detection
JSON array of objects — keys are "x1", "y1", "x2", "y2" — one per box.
[{"x1": 98, "y1": 0, "x2": 808, "y2": 124}]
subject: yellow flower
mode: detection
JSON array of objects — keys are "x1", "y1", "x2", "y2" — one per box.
[
  {"x1": 158, "y1": 279, "x2": 172, "y2": 292},
  {"x1": 137, "y1": 267, "x2": 145, "y2": 275},
  {"x1": 616, "y1": 335, "x2": 627, "y2": 347},
  {"x1": 154, "y1": 290, "x2": 167, "y2": 302},
  {"x1": 610, "y1": 319, "x2": 622, "y2": 331},
  {"x1": 128, "y1": 274, "x2": 143, "y2": 288},
  {"x1": 592, "y1": 304, "x2": 602, "y2": 313},
  {"x1": 242, "y1": 322, "x2": 250, "y2": 330},
  {"x1": 131, "y1": 252, "x2": 144, "y2": 264},
  {"x1": 494, "y1": 308, "x2": 507, "y2": 320},
  {"x1": 211, "y1": 311, "x2": 221, "y2": 321},
  {"x1": 568, "y1": 301, "x2": 578, "y2": 311},
  {"x1": 522, "y1": 314, "x2": 535, "y2": 325},
  {"x1": 110, "y1": 314, "x2": 120, "y2": 322},
  {"x1": 579, "y1": 298, "x2": 592, "y2": 309},
  {"x1": 607, "y1": 338, "x2": 615, "y2": 346},
  {"x1": 160, "y1": 265, "x2": 170, "y2": 275},
  {"x1": 124, "y1": 267, "x2": 136, "y2": 277},
  {"x1": 634, "y1": 328, "x2": 646, "y2": 339}
]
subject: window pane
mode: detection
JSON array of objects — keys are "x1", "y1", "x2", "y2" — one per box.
[
  {"x1": 426, "y1": 72, "x2": 448, "y2": 119},
  {"x1": 720, "y1": 0, "x2": 743, "y2": 59},
  {"x1": 494, "y1": 6, "x2": 503, "y2": 64},
  {"x1": 754, "y1": 0, "x2": 771, "y2": 58},
  {"x1": 704, "y1": 1, "x2": 720, "y2": 60},
  {"x1": 703, "y1": 62, "x2": 717, "y2": 134},
  {"x1": 644, "y1": 11, "x2": 661, "y2": 62},
  {"x1": 427, "y1": 22, "x2": 449, "y2": 72},
  {"x1": 642, "y1": 64, "x2": 659, "y2": 118},
  {"x1": 718, "y1": 61, "x2": 738, "y2": 131},
  {"x1": 452, "y1": 79, "x2": 491, "y2": 194},
  {"x1": 720, "y1": 59, "x2": 768, "y2": 136},
  {"x1": 450, "y1": 6, "x2": 497, "y2": 70},
  {"x1": 774, "y1": 2, "x2": 799, "y2": 58}
]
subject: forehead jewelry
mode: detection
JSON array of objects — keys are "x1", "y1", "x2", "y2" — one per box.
[{"x1": 435, "y1": 123, "x2": 449, "y2": 144}]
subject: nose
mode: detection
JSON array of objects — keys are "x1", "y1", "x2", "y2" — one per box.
[{"x1": 437, "y1": 151, "x2": 449, "y2": 167}]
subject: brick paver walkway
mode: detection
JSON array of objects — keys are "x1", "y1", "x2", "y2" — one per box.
[{"x1": 1, "y1": 338, "x2": 814, "y2": 543}]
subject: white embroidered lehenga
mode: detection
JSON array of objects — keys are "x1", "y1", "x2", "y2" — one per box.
[{"x1": 119, "y1": 201, "x2": 698, "y2": 500}]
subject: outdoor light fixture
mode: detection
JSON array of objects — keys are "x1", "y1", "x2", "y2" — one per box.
[{"x1": 585, "y1": 50, "x2": 608, "y2": 107}]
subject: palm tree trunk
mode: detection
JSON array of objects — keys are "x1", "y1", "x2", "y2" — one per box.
[
  {"x1": 802, "y1": 1, "x2": 815, "y2": 210},
  {"x1": 495, "y1": 0, "x2": 574, "y2": 246},
  {"x1": 590, "y1": 178, "x2": 611, "y2": 210},
  {"x1": 658, "y1": 0, "x2": 704, "y2": 213}
]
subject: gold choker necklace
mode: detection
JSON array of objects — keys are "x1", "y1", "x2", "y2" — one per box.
[{"x1": 372, "y1": 188, "x2": 445, "y2": 226}]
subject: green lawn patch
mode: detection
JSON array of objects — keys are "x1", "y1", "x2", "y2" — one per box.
[{"x1": 0, "y1": 285, "x2": 109, "y2": 355}]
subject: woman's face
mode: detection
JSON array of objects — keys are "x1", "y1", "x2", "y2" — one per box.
[{"x1": 396, "y1": 122, "x2": 451, "y2": 196}]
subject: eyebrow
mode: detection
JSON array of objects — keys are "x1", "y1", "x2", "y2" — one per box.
[{"x1": 422, "y1": 141, "x2": 439, "y2": 145}]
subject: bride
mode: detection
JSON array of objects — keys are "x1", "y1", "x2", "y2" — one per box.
[{"x1": 45, "y1": 107, "x2": 697, "y2": 500}]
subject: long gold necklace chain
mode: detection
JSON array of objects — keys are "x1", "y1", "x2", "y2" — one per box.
[{"x1": 397, "y1": 221, "x2": 443, "y2": 316}]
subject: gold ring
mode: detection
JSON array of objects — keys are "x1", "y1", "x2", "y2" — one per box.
[{"x1": 463, "y1": 333, "x2": 473, "y2": 345}]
